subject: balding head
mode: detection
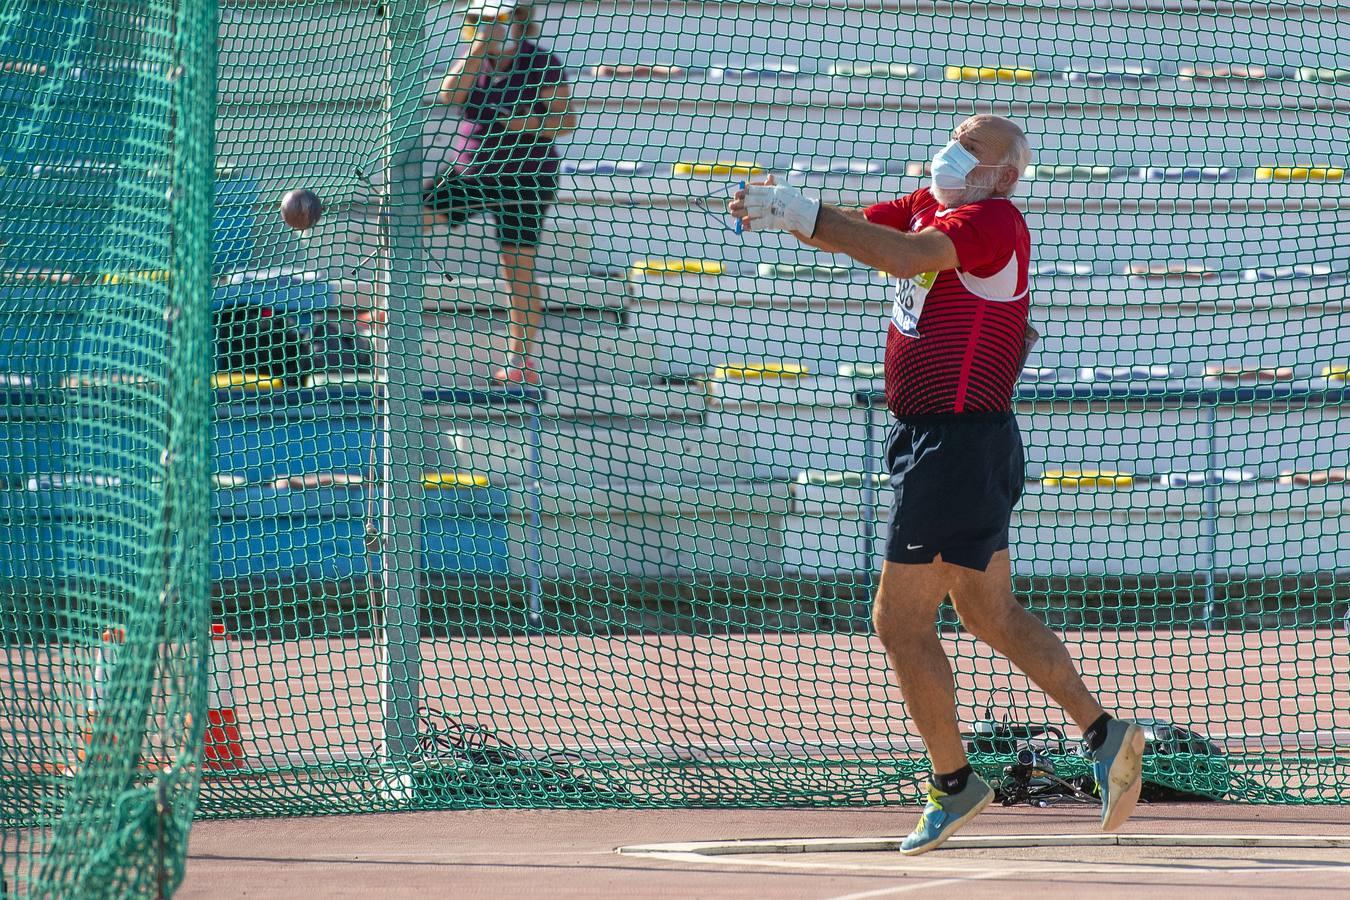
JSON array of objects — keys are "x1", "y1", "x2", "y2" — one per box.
[{"x1": 932, "y1": 115, "x2": 1032, "y2": 208}]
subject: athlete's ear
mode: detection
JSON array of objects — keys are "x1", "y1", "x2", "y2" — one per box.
[{"x1": 996, "y1": 164, "x2": 1020, "y2": 194}]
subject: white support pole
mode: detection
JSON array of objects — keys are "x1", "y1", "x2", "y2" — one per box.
[{"x1": 379, "y1": 0, "x2": 428, "y2": 762}]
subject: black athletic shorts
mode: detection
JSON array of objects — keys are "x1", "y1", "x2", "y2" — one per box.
[
  {"x1": 883, "y1": 412, "x2": 1026, "y2": 571},
  {"x1": 422, "y1": 170, "x2": 559, "y2": 248}
]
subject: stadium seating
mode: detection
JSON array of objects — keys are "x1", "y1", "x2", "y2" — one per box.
[{"x1": 1, "y1": 0, "x2": 1346, "y2": 600}]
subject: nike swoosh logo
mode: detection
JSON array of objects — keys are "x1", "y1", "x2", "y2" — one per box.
[{"x1": 907, "y1": 543, "x2": 924, "y2": 550}]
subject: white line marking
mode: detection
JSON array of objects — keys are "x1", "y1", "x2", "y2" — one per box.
[
  {"x1": 619, "y1": 833, "x2": 1350, "y2": 856},
  {"x1": 620, "y1": 848, "x2": 1349, "y2": 879},
  {"x1": 823, "y1": 869, "x2": 1004, "y2": 900},
  {"x1": 617, "y1": 833, "x2": 1350, "y2": 882}
]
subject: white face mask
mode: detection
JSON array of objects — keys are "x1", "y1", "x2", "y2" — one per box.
[{"x1": 931, "y1": 140, "x2": 992, "y2": 191}]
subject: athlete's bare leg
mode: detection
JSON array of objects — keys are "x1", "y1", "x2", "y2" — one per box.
[
  {"x1": 872, "y1": 558, "x2": 968, "y2": 773},
  {"x1": 948, "y1": 549, "x2": 1104, "y2": 731},
  {"x1": 873, "y1": 550, "x2": 1106, "y2": 775}
]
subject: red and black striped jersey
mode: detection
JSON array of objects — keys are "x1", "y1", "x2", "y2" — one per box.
[{"x1": 865, "y1": 188, "x2": 1031, "y2": 417}]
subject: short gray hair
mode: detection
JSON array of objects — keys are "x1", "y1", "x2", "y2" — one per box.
[{"x1": 1002, "y1": 130, "x2": 1032, "y2": 174}]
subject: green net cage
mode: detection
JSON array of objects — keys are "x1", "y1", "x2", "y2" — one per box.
[
  {"x1": 3, "y1": 0, "x2": 1349, "y2": 893},
  {"x1": 0, "y1": 0, "x2": 216, "y2": 893}
]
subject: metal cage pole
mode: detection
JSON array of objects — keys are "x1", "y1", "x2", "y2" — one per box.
[{"x1": 379, "y1": 0, "x2": 428, "y2": 764}]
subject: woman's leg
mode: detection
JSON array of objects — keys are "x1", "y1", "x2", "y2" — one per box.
[
  {"x1": 499, "y1": 243, "x2": 543, "y2": 362},
  {"x1": 494, "y1": 173, "x2": 554, "y2": 373}
]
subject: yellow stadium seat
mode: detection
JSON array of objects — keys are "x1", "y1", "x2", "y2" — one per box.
[
  {"x1": 1321, "y1": 364, "x2": 1348, "y2": 383},
  {"x1": 62, "y1": 373, "x2": 155, "y2": 388},
  {"x1": 423, "y1": 472, "x2": 491, "y2": 489},
  {"x1": 672, "y1": 161, "x2": 764, "y2": 176},
  {"x1": 629, "y1": 259, "x2": 725, "y2": 276},
  {"x1": 756, "y1": 263, "x2": 854, "y2": 279},
  {"x1": 100, "y1": 270, "x2": 172, "y2": 285},
  {"x1": 1040, "y1": 468, "x2": 1135, "y2": 490},
  {"x1": 1255, "y1": 166, "x2": 1345, "y2": 181},
  {"x1": 944, "y1": 66, "x2": 1037, "y2": 83},
  {"x1": 212, "y1": 372, "x2": 284, "y2": 391},
  {"x1": 712, "y1": 362, "x2": 810, "y2": 381}
]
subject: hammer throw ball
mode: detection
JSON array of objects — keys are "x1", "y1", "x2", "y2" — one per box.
[{"x1": 280, "y1": 189, "x2": 324, "y2": 230}]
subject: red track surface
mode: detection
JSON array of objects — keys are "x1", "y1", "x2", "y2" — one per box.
[
  {"x1": 222, "y1": 629, "x2": 1350, "y2": 767},
  {"x1": 180, "y1": 805, "x2": 1350, "y2": 898}
]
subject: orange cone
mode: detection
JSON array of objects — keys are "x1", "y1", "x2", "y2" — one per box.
[{"x1": 203, "y1": 623, "x2": 246, "y2": 772}]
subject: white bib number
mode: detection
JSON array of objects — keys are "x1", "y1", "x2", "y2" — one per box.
[{"x1": 891, "y1": 270, "x2": 937, "y2": 338}]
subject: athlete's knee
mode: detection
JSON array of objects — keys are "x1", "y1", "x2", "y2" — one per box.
[
  {"x1": 952, "y1": 591, "x2": 1024, "y2": 645},
  {"x1": 872, "y1": 579, "x2": 940, "y2": 653}
]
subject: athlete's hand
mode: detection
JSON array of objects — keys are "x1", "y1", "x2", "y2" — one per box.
[
  {"x1": 727, "y1": 179, "x2": 758, "y2": 232},
  {"x1": 736, "y1": 179, "x2": 821, "y2": 236}
]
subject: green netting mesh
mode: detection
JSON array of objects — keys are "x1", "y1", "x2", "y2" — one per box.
[
  {"x1": 5, "y1": 0, "x2": 1350, "y2": 892},
  {"x1": 1, "y1": 0, "x2": 216, "y2": 893}
]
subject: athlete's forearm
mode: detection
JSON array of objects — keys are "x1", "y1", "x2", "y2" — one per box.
[
  {"x1": 809, "y1": 206, "x2": 954, "y2": 278},
  {"x1": 789, "y1": 207, "x2": 867, "y2": 254}
]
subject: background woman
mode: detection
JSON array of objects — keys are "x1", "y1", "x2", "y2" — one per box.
[{"x1": 428, "y1": 0, "x2": 577, "y2": 384}]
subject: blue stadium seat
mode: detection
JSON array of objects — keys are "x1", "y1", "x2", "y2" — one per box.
[
  {"x1": 213, "y1": 385, "x2": 376, "y2": 483},
  {"x1": 423, "y1": 481, "x2": 511, "y2": 576},
  {"x1": 0, "y1": 168, "x2": 258, "y2": 272},
  {"x1": 211, "y1": 475, "x2": 513, "y2": 582},
  {"x1": 212, "y1": 482, "x2": 370, "y2": 583},
  {"x1": 0, "y1": 5, "x2": 88, "y2": 66},
  {"x1": 214, "y1": 172, "x2": 261, "y2": 274},
  {"x1": 213, "y1": 271, "x2": 334, "y2": 316}
]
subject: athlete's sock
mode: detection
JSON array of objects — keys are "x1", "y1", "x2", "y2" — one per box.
[
  {"x1": 1084, "y1": 713, "x2": 1114, "y2": 752},
  {"x1": 934, "y1": 764, "x2": 973, "y2": 794}
]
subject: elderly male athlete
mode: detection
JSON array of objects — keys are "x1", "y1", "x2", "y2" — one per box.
[{"x1": 729, "y1": 115, "x2": 1144, "y2": 853}]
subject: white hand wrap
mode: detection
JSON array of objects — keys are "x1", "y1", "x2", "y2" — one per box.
[{"x1": 742, "y1": 183, "x2": 821, "y2": 236}]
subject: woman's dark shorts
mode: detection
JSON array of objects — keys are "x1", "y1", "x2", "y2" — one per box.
[
  {"x1": 883, "y1": 412, "x2": 1026, "y2": 571},
  {"x1": 423, "y1": 170, "x2": 560, "y2": 248}
]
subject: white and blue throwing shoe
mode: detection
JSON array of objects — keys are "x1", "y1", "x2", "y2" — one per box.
[
  {"x1": 899, "y1": 775, "x2": 995, "y2": 856},
  {"x1": 1092, "y1": 719, "x2": 1146, "y2": 831}
]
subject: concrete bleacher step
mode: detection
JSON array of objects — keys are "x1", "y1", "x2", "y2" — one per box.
[
  {"x1": 557, "y1": 170, "x2": 1348, "y2": 211},
  {"x1": 530, "y1": 477, "x2": 790, "y2": 578},
  {"x1": 295, "y1": 209, "x2": 597, "y2": 279},
  {"x1": 575, "y1": 202, "x2": 1345, "y2": 265},
  {"x1": 206, "y1": 97, "x2": 1342, "y2": 209},
  {"x1": 430, "y1": 414, "x2": 763, "y2": 484},
  {"x1": 219, "y1": 0, "x2": 383, "y2": 107},
  {"x1": 207, "y1": 473, "x2": 793, "y2": 582},
  {"x1": 534, "y1": 0, "x2": 1349, "y2": 67},
  {"x1": 1216, "y1": 481, "x2": 1350, "y2": 575},
  {"x1": 621, "y1": 269, "x2": 1346, "y2": 372},
  {"x1": 404, "y1": 273, "x2": 629, "y2": 312},
  {"x1": 703, "y1": 377, "x2": 875, "y2": 479},
  {"x1": 785, "y1": 474, "x2": 1350, "y2": 578},
  {"x1": 628, "y1": 291, "x2": 884, "y2": 376},
  {"x1": 564, "y1": 108, "x2": 1337, "y2": 170},
  {"x1": 1037, "y1": 296, "x2": 1350, "y2": 371},
  {"x1": 520, "y1": 381, "x2": 713, "y2": 424},
  {"x1": 417, "y1": 321, "x2": 668, "y2": 386},
  {"x1": 569, "y1": 70, "x2": 1349, "y2": 110}
]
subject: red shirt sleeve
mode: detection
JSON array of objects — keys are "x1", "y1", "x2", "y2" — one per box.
[
  {"x1": 924, "y1": 200, "x2": 1018, "y2": 276},
  {"x1": 864, "y1": 190, "x2": 920, "y2": 230}
]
